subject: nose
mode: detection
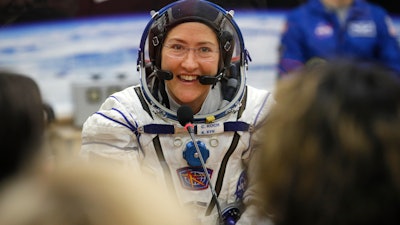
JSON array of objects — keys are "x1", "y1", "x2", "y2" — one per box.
[{"x1": 181, "y1": 49, "x2": 199, "y2": 70}]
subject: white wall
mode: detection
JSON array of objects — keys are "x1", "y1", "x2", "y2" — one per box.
[{"x1": 0, "y1": 11, "x2": 399, "y2": 121}]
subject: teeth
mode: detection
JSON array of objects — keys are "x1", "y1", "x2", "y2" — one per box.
[{"x1": 180, "y1": 75, "x2": 197, "y2": 81}]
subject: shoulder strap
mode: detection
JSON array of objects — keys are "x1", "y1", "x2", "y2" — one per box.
[
  {"x1": 152, "y1": 136, "x2": 178, "y2": 199},
  {"x1": 205, "y1": 86, "x2": 248, "y2": 215},
  {"x1": 205, "y1": 132, "x2": 241, "y2": 215},
  {"x1": 134, "y1": 86, "x2": 153, "y2": 119},
  {"x1": 135, "y1": 86, "x2": 178, "y2": 198}
]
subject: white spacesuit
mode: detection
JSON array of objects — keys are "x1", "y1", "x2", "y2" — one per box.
[{"x1": 81, "y1": 0, "x2": 275, "y2": 224}]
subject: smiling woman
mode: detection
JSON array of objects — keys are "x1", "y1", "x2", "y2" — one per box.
[
  {"x1": 137, "y1": 0, "x2": 250, "y2": 122},
  {"x1": 162, "y1": 22, "x2": 220, "y2": 114},
  {"x1": 80, "y1": 1, "x2": 275, "y2": 225}
]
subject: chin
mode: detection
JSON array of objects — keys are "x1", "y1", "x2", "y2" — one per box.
[{"x1": 177, "y1": 95, "x2": 198, "y2": 104}]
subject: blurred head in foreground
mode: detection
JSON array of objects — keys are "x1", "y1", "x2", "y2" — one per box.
[
  {"x1": 0, "y1": 70, "x2": 45, "y2": 184},
  {"x1": 258, "y1": 60, "x2": 400, "y2": 225},
  {"x1": 0, "y1": 160, "x2": 195, "y2": 225}
]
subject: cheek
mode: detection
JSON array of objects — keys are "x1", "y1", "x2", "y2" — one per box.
[
  {"x1": 204, "y1": 54, "x2": 220, "y2": 74},
  {"x1": 160, "y1": 55, "x2": 183, "y2": 72},
  {"x1": 160, "y1": 51, "x2": 169, "y2": 69},
  {"x1": 204, "y1": 61, "x2": 219, "y2": 74}
]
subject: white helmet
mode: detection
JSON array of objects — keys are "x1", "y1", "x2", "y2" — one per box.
[{"x1": 137, "y1": 0, "x2": 251, "y2": 122}]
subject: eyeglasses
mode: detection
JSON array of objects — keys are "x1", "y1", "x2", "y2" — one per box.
[{"x1": 163, "y1": 44, "x2": 219, "y2": 61}]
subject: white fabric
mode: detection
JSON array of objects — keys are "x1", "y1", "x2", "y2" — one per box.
[{"x1": 81, "y1": 84, "x2": 275, "y2": 225}]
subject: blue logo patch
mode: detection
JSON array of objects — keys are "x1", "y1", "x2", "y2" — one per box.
[
  {"x1": 314, "y1": 22, "x2": 333, "y2": 38},
  {"x1": 235, "y1": 171, "x2": 247, "y2": 201},
  {"x1": 177, "y1": 167, "x2": 213, "y2": 190}
]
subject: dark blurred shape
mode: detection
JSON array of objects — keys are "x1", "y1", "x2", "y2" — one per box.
[
  {"x1": 211, "y1": 0, "x2": 268, "y2": 9},
  {"x1": 265, "y1": 0, "x2": 304, "y2": 9},
  {"x1": 75, "y1": 0, "x2": 175, "y2": 17},
  {"x1": 0, "y1": 0, "x2": 77, "y2": 25},
  {"x1": 74, "y1": 0, "x2": 270, "y2": 17},
  {"x1": 0, "y1": 70, "x2": 46, "y2": 183},
  {"x1": 1, "y1": 0, "x2": 398, "y2": 25},
  {"x1": 13, "y1": 7, "x2": 69, "y2": 22},
  {"x1": 369, "y1": 0, "x2": 400, "y2": 14}
]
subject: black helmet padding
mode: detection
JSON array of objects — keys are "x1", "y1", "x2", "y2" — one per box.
[{"x1": 148, "y1": 0, "x2": 235, "y2": 73}]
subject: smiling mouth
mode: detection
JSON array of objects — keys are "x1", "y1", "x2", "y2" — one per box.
[{"x1": 178, "y1": 75, "x2": 198, "y2": 82}]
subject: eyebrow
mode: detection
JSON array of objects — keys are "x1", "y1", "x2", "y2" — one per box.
[{"x1": 164, "y1": 38, "x2": 218, "y2": 46}]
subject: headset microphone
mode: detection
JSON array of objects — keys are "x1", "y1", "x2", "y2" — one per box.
[
  {"x1": 199, "y1": 73, "x2": 223, "y2": 85},
  {"x1": 155, "y1": 68, "x2": 173, "y2": 80},
  {"x1": 177, "y1": 106, "x2": 242, "y2": 225},
  {"x1": 177, "y1": 105, "x2": 195, "y2": 130},
  {"x1": 177, "y1": 106, "x2": 225, "y2": 225},
  {"x1": 156, "y1": 68, "x2": 222, "y2": 86}
]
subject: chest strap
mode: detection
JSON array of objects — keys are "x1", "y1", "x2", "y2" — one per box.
[{"x1": 139, "y1": 121, "x2": 252, "y2": 135}]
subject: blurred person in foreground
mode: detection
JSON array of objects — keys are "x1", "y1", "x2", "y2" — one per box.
[
  {"x1": 257, "y1": 60, "x2": 400, "y2": 225},
  {"x1": 80, "y1": 0, "x2": 275, "y2": 224},
  {"x1": 0, "y1": 160, "x2": 194, "y2": 225},
  {"x1": 0, "y1": 70, "x2": 47, "y2": 184},
  {"x1": 0, "y1": 70, "x2": 193, "y2": 225},
  {"x1": 277, "y1": 0, "x2": 400, "y2": 78}
]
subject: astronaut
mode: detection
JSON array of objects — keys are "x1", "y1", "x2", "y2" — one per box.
[
  {"x1": 80, "y1": 0, "x2": 274, "y2": 224},
  {"x1": 278, "y1": 0, "x2": 400, "y2": 78}
]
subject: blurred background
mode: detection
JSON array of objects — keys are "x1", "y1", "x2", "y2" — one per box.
[{"x1": 0, "y1": 0, "x2": 399, "y2": 156}]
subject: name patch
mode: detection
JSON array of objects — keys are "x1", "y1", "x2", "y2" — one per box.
[
  {"x1": 348, "y1": 20, "x2": 376, "y2": 37},
  {"x1": 197, "y1": 122, "x2": 224, "y2": 135}
]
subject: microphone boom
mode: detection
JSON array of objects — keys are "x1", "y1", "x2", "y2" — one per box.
[{"x1": 177, "y1": 106, "x2": 225, "y2": 225}]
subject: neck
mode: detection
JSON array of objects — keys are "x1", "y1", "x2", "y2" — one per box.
[
  {"x1": 165, "y1": 89, "x2": 205, "y2": 115},
  {"x1": 321, "y1": 0, "x2": 352, "y2": 9}
]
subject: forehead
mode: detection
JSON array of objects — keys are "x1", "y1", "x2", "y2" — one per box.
[{"x1": 165, "y1": 22, "x2": 218, "y2": 44}]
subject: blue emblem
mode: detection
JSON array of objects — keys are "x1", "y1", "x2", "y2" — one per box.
[
  {"x1": 235, "y1": 171, "x2": 247, "y2": 200},
  {"x1": 183, "y1": 140, "x2": 210, "y2": 167},
  {"x1": 177, "y1": 167, "x2": 213, "y2": 190}
]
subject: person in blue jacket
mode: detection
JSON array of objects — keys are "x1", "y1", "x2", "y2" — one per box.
[{"x1": 277, "y1": 0, "x2": 400, "y2": 78}]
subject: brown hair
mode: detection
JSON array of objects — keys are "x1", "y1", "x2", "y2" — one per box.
[
  {"x1": 0, "y1": 160, "x2": 195, "y2": 225},
  {"x1": 0, "y1": 71, "x2": 45, "y2": 182},
  {"x1": 258, "y1": 60, "x2": 400, "y2": 225}
]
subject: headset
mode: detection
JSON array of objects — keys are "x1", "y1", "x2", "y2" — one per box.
[{"x1": 136, "y1": 0, "x2": 251, "y2": 123}]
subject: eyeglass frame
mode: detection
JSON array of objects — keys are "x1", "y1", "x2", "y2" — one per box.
[{"x1": 162, "y1": 44, "x2": 219, "y2": 62}]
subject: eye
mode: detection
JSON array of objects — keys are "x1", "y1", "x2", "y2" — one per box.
[
  {"x1": 170, "y1": 44, "x2": 185, "y2": 51},
  {"x1": 198, "y1": 46, "x2": 213, "y2": 53}
]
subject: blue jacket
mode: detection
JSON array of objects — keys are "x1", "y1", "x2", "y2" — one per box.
[{"x1": 278, "y1": 0, "x2": 400, "y2": 77}]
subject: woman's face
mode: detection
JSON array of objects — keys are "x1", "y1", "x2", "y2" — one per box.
[{"x1": 161, "y1": 22, "x2": 219, "y2": 113}]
